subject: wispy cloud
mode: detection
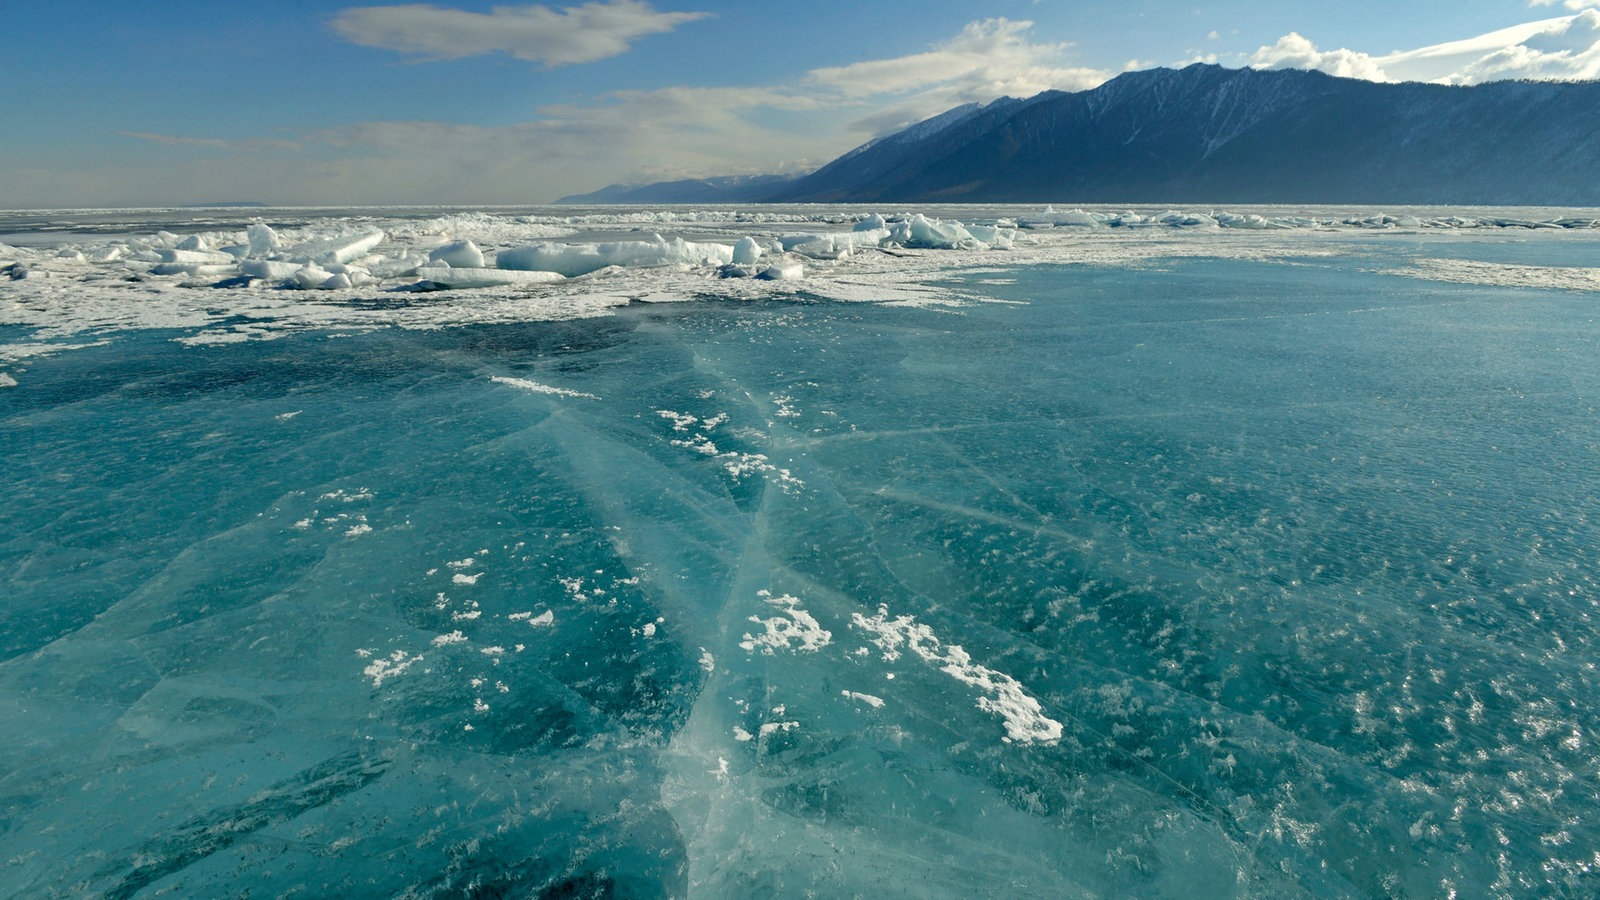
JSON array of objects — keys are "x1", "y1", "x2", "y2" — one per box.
[
  {"x1": 807, "y1": 18, "x2": 1110, "y2": 135},
  {"x1": 330, "y1": 0, "x2": 710, "y2": 66},
  {"x1": 1250, "y1": 10, "x2": 1600, "y2": 83},
  {"x1": 61, "y1": 18, "x2": 1111, "y2": 204},
  {"x1": 116, "y1": 132, "x2": 301, "y2": 152},
  {"x1": 1530, "y1": 0, "x2": 1600, "y2": 10}
]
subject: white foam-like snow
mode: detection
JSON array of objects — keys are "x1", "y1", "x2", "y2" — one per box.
[
  {"x1": 1389, "y1": 257, "x2": 1600, "y2": 292},
  {"x1": 851, "y1": 604, "x2": 1063, "y2": 745},
  {"x1": 739, "y1": 591, "x2": 832, "y2": 655},
  {"x1": 490, "y1": 375, "x2": 600, "y2": 400},
  {"x1": 842, "y1": 690, "x2": 886, "y2": 708},
  {"x1": 362, "y1": 649, "x2": 422, "y2": 686},
  {"x1": 758, "y1": 721, "x2": 800, "y2": 738}
]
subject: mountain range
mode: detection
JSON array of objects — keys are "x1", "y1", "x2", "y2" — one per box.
[{"x1": 558, "y1": 64, "x2": 1600, "y2": 206}]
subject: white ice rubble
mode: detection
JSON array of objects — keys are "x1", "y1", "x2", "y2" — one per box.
[
  {"x1": 0, "y1": 212, "x2": 1027, "y2": 297},
  {"x1": 4, "y1": 206, "x2": 1599, "y2": 361},
  {"x1": 3, "y1": 207, "x2": 1595, "y2": 301}
]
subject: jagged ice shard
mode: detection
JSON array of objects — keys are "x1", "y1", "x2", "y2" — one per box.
[{"x1": 3, "y1": 205, "x2": 1600, "y2": 897}]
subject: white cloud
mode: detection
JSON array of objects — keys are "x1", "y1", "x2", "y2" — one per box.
[
  {"x1": 330, "y1": 0, "x2": 709, "y2": 66},
  {"x1": 1250, "y1": 10, "x2": 1600, "y2": 83},
  {"x1": 1247, "y1": 32, "x2": 1391, "y2": 81},
  {"x1": 806, "y1": 18, "x2": 1110, "y2": 135},
  {"x1": 1530, "y1": 0, "x2": 1600, "y2": 10}
]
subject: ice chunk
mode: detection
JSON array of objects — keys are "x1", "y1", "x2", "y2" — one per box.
[
  {"x1": 853, "y1": 213, "x2": 888, "y2": 232},
  {"x1": 1020, "y1": 207, "x2": 1105, "y2": 228},
  {"x1": 497, "y1": 236, "x2": 734, "y2": 278},
  {"x1": 756, "y1": 261, "x2": 804, "y2": 280},
  {"x1": 414, "y1": 267, "x2": 564, "y2": 289},
  {"x1": 292, "y1": 265, "x2": 334, "y2": 289},
  {"x1": 156, "y1": 248, "x2": 236, "y2": 265},
  {"x1": 963, "y1": 224, "x2": 1015, "y2": 249},
  {"x1": 1215, "y1": 213, "x2": 1286, "y2": 230},
  {"x1": 240, "y1": 259, "x2": 303, "y2": 280},
  {"x1": 176, "y1": 234, "x2": 211, "y2": 251},
  {"x1": 151, "y1": 262, "x2": 238, "y2": 277},
  {"x1": 247, "y1": 223, "x2": 280, "y2": 256},
  {"x1": 778, "y1": 229, "x2": 890, "y2": 259},
  {"x1": 731, "y1": 236, "x2": 762, "y2": 265},
  {"x1": 0, "y1": 373, "x2": 17, "y2": 388},
  {"x1": 427, "y1": 239, "x2": 485, "y2": 269},
  {"x1": 283, "y1": 230, "x2": 385, "y2": 266},
  {"x1": 1031, "y1": 207, "x2": 1103, "y2": 228},
  {"x1": 1156, "y1": 211, "x2": 1218, "y2": 228},
  {"x1": 901, "y1": 214, "x2": 986, "y2": 249}
]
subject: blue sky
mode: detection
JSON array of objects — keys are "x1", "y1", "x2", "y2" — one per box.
[{"x1": 4, "y1": 0, "x2": 1598, "y2": 207}]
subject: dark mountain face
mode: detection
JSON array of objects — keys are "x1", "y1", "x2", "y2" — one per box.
[{"x1": 769, "y1": 64, "x2": 1600, "y2": 205}]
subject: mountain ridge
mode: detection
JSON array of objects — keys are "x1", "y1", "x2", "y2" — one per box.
[{"x1": 559, "y1": 64, "x2": 1600, "y2": 206}]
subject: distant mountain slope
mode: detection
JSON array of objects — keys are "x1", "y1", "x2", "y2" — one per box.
[
  {"x1": 555, "y1": 173, "x2": 799, "y2": 205},
  {"x1": 770, "y1": 64, "x2": 1600, "y2": 205},
  {"x1": 572, "y1": 65, "x2": 1600, "y2": 206}
]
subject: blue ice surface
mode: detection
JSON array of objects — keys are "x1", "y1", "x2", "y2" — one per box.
[{"x1": 3, "y1": 244, "x2": 1600, "y2": 898}]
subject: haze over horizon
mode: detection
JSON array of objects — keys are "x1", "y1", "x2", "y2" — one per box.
[{"x1": 6, "y1": 0, "x2": 1600, "y2": 208}]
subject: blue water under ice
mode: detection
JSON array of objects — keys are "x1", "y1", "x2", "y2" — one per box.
[{"x1": 4, "y1": 244, "x2": 1600, "y2": 897}]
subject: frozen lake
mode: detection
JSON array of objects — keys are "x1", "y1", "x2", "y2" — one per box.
[{"x1": 3, "y1": 206, "x2": 1600, "y2": 897}]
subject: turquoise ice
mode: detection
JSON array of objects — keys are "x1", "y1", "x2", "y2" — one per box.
[{"x1": 3, "y1": 214, "x2": 1600, "y2": 897}]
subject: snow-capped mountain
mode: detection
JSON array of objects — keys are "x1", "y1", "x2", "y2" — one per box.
[
  {"x1": 569, "y1": 64, "x2": 1600, "y2": 206},
  {"x1": 770, "y1": 64, "x2": 1600, "y2": 205}
]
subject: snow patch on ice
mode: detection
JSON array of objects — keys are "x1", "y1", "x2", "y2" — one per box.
[
  {"x1": 740, "y1": 591, "x2": 832, "y2": 655},
  {"x1": 1389, "y1": 257, "x2": 1600, "y2": 292},
  {"x1": 758, "y1": 721, "x2": 800, "y2": 738},
  {"x1": 491, "y1": 375, "x2": 600, "y2": 400},
  {"x1": 842, "y1": 690, "x2": 886, "y2": 708},
  {"x1": 851, "y1": 605, "x2": 1063, "y2": 745},
  {"x1": 362, "y1": 649, "x2": 422, "y2": 686}
]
